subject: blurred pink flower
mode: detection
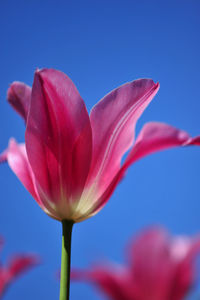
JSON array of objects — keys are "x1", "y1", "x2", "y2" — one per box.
[
  {"x1": 72, "y1": 228, "x2": 200, "y2": 300},
  {"x1": 0, "y1": 236, "x2": 39, "y2": 298},
  {"x1": 1, "y1": 69, "x2": 199, "y2": 222}
]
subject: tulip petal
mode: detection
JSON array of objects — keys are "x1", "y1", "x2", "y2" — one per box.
[
  {"x1": 0, "y1": 270, "x2": 7, "y2": 297},
  {"x1": 91, "y1": 122, "x2": 199, "y2": 217},
  {"x1": 7, "y1": 82, "x2": 31, "y2": 121},
  {"x1": 25, "y1": 69, "x2": 92, "y2": 207},
  {"x1": 6, "y1": 139, "x2": 40, "y2": 203},
  {"x1": 169, "y1": 237, "x2": 200, "y2": 300},
  {"x1": 127, "y1": 229, "x2": 174, "y2": 300},
  {"x1": 128, "y1": 229, "x2": 200, "y2": 300},
  {"x1": 7, "y1": 254, "x2": 40, "y2": 280},
  {"x1": 129, "y1": 229, "x2": 173, "y2": 300},
  {"x1": 72, "y1": 228, "x2": 200, "y2": 300},
  {"x1": 72, "y1": 267, "x2": 135, "y2": 300},
  {"x1": 129, "y1": 228, "x2": 172, "y2": 281},
  {"x1": 187, "y1": 136, "x2": 200, "y2": 145},
  {"x1": 87, "y1": 79, "x2": 159, "y2": 199},
  {"x1": 0, "y1": 254, "x2": 40, "y2": 297},
  {"x1": 1, "y1": 140, "x2": 63, "y2": 220},
  {"x1": 124, "y1": 122, "x2": 199, "y2": 165}
]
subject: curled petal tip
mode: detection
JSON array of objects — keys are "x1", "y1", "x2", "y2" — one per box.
[
  {"x1": 186, "y1": 136, "x2": 200, "y2": 146},
  {"x1": 152, "y1": 81, "x2": 160, "y2": 92},
  {"x1": 8, "y1": 138, "x2": 19, "y2": 151},
  {"x1": 0, "y1": 139, "x2": 17, "y2": 163},
  {"x1": 7, "y1": 82, "x2": 19, "y2": 102},
  {"x1": 156, "y1": 81, "x2": 160, "y2": 88},
  {"x1": 35, "y1": 68, "x2": 41, "y2": 73},
  {"x1": 34, "y1": 67, "x2": 52, "y2": 75},
  {"x1": 9, "y1": 137, "x2": 17, "y2": 144},
  {"x1": 7, "y1": 81, "x2": 31, "y2": 121},
  {"x1": 0, "y1": 138, "x2": 17, "y2": 164}
]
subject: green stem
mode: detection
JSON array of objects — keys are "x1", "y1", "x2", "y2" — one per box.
[{"x1": 59, "y1": 220, "x2": 74, "y2": 300}]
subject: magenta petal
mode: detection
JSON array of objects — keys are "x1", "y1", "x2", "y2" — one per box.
[
  {"x1": 7, "y1": 255, "x2": 40, "y2": 280},
  {"x1": 0, "y1": 254, "x2": 39, "y2": 297},
  {"x1": 25, "y1": 69, "x2": 92, "y2": 204},
  {"x1": 87, "y1": 79, "x2": 159, "y2": 197},
  {"x1": 128, "y1": 228, "x2": 200, "y2": 300},
  {"x1": 72, "y1": 267, "x2": 134, "y2": 300},
  {"x1": 186, "y1": 136, "x2": 200, "y2": 145},
  {"x1": 6, "y1": 139, "x2": 43, "y2": 207},
  {"x1": 0, "y1": 270, "x2": 7, "y2": 297},
  {"x1": 129, "y1": 228, "x2": 173, "y2": 300},
  {"x1": 7, "y1": 82, "x2": 31, "y2": 121},
  {"x1": 124, "y1": 122, "x2": 192, "y2": 166},
  {"x1": 2, "y1": 140, "x2": 61, "y2": 219},
  {"x1": 72, "y1": 228, "x2": 200, "y2": 300},
  {"x1": 91, "y1": 122, "x2": 199, "y2": 217},
  {"x1": 168, "y1": 237, "x2": 200, "y2": 300},
  {"x1": 171, "y1": 237, "x2": 200, "y2": 300}
]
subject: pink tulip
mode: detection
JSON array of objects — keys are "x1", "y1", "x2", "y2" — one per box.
[
  {"x1": 1, "y1": 69, "x2": 199, "y2": 222},
  {"x1": 0, "y1": 236, "x2": 39, "y2": 298},
  {"x1": 72, "y1": 228, "x2": 200, "y2": 300}
]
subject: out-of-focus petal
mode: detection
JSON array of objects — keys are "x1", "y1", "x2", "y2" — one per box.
[
  {"x1": 72, "y1": 228, "x2": 200, "y2": 300},
  {"x1": 128, "y1": 228, "x2": 169, "y2": 267},
  {"x1": 186, "y1": 136, "x2": 200, "y2": 145},
  {"x1": 128, "y1": 228, "x2": 174, "y2": 300},
  {"x1": 0, "y1": 255, "x2": 40, "y2": 297},
  {"x1": 25, "y1": 69, "x2": 92, "y2": 211},
  {"x1": 0, "y1": 149, "x2": 8, "y2": 163},
  {"x1": 168, "y1": 237, "x2": 200, "y2": 300},
  {"x1": 128, "y1": 229, "x2": 200, "y2": 300},
  {"x1": 72, "y1": 266, "x2": 135, "y2": 300},
  {"x1": 0, "y1": 235, "x2": 40, "y2": 298},
  {"x1": 7, "y1": 82, "x2": 31, "y2": 121},
  {"x1": 87, "y1": 80, "x2": 159, "y2": 199},
  {"x1": 0, "y1": 272, "x2": 7, "y2": 297},
  {"x1": 7, "y1": 254, "x2": 40, "y2": 280}
]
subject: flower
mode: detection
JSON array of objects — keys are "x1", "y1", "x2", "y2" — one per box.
[
  {"x1": 0, "y1": 236, "x2": 39, "y2": 298},
  {"x1": 1, "y1": 69, "x2": 199, "y2": 222},
  {"x1": 72, "y1": 228, "x2": 200, "y2": 300}
]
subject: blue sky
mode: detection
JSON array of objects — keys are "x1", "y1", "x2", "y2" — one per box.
[{"x1": 0, "y1": 1, "x2": 200, "y2": 299}]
